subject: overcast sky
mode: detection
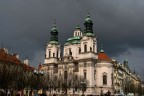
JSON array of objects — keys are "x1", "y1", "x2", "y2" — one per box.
[{"x1": 0, "y1": 0, "x2": 144, "y2": 79}]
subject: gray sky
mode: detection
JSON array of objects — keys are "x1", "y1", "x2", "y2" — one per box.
[{"x1": 0, "y1": 0, "x2": 144, "y2": 79}]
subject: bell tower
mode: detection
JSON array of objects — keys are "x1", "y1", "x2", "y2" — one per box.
[
  {"x1": 44, "y1": 23, "x2": 61, "y2": 64},
  {"x1": 84, "y1": 13, "x2": 93, "y2": 34}
]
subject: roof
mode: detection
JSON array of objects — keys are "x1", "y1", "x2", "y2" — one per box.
[
  {"x1": 98, "y1": 50, "x2": 111, "y2": 61},
  {"x1": 0, "y1": 48, "x2": 34, "y2": 71},
  {"x1": 51, "y1": 24, "x2": 58, "y2": 33},
  {"x1": 23, "y1": 64, "x2": 34, "y2": 71},
  {"x1": 85, "y1": 14, "x2": 93, "y2": 23},
  {"x1": 49, "y1": 41, "x2": 59, "y2": 45},
  {"x1": 65, "y1": 36, "x2": 81, "y2": 45},
  {"x1": 0, "y1": 49, "x2": 21, "y2": 64}
]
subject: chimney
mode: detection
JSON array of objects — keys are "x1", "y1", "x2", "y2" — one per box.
[
  {"x1": 3, "y1": 48, "x2": 8, "y2": 54},
  {"x1": 24, "y1": 59, "x2": 29, "y2": 65},
  {"x1": 13, "y1": 54, "x2": 19, "y2": 59}
]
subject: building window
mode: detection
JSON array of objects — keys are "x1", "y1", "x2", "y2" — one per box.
[
  {"x1": 49, "y1": 51, "x2": 51, "y2": 58},
  {"x1": 94, "y1": 70, "x2": 96, "y2": 80},
  {"x1": 84, "y1": 72, "x2": 86, "y2": 79},
  {"x1": 74, "y1": 63, "x2": 79, "y2": 72},
  {"x1": 103, "y1": 75, "x2": 107, "y2": 85},
  {"x1": 53, "y1": 53, "x2": 55, "y2": 57},
  {"x1": 64, "y1": 71, "x2": 67, "y2": 80},
  {"x1": 93, "y1": 45, "x2": 95, "y2": 52},
  {"x1": 84, "y1": 44, "x2": 87, "y2": 52},
  {"x1": 57, "y1": 51, "x2": 58, "y2": 58},
  {"x1": 90, "y1": 47, "x2": 92, "y2": 52},
  {"x1": 79, "y1": 48, "x2": 81, "y2": 54},
  {"x1": 78, "y1": 32, "x2": 79, "y2": 36},
  {"x1": 75, "y1": 75, "x2": 78, "y2": 80},
  {"x1": 69, "y1": 48, "x2": 72, "y2": 55},
  {"x1": 84, "y1": 63, "x2": 86, "y2": 67}
]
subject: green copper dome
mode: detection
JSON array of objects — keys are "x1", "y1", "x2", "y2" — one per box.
[
  {"x1": 65, "y1": 36, "x2": 81, "y2": 46},
  {"x1": 51, "y1": 24, "x2": 58, "y2": 33},
  {"x1": 75, "y1": 24, "x2": 81, "y2": 29},
  {"x1": 85, "y1": 14, "x2": 92, "y2": 23},
  {"x1": 50, "y1": 23, "x2": 58, "y2": 43},
  {"x1": 85, "y1": 32, "x2": 94, "y2": 37}
]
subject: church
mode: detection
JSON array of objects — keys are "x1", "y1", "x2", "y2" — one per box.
[{"x1": 42, "y1": 14, "x2": 140, "y2": 96}]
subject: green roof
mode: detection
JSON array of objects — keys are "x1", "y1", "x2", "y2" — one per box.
[
  {"x1": 49, "y1": 41, "x2": 59, "y2": 45},
  {"x1": 85, "y1": 32, "x2": 94, "y2": 37},
  {"x1": 85, "y1": 14, "x2": 92, "y2": 23},
  {"x1": 75, "y1": 24, "x2": 81, "y2": 29},
  {"x1": 65, "y1": 36, "x2": 81, "y2": 45},
  {"x1": 51, "y1": 24, "x2": 58, "y2": 33}
]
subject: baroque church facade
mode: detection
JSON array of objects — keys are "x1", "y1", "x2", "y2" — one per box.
[{"x1": 42, "y1": 14, "x2": 140, "y2": 95}]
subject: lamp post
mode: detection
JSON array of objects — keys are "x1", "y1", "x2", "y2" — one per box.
[
  {"x1": 81, "y1": 81, "x2": 86, "y2": 96},
  {"x1": 33, "y1": 65, "x2": 44, "y2": 95}
]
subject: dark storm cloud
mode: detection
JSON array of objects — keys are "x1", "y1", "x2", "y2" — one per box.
[{"x1": 0, "y1": 0, "x2": 144, "y2": 75}]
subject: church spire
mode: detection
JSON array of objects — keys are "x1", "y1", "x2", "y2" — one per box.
[
  {"x1": 50, "y1": 23, "x2": 58, "y2": 42},
  {"x1": 84, "y1": 13, "x2": 93, "y2": 34}
]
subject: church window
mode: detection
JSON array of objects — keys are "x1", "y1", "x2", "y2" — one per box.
[
  {"x1": 84, "y1": 72, "x2": 86, "y2": 79},
  {"x1": 75, "y1": 32, "x2": 77, "y2": 36},
  {"x1": 49, "y1": 51, "x2": 51, "y2": 58},
  {"x1": 84, "y1": 63, "x2": 86, "y2": 67},
  {"x1": 64, "y1": 71, "x2": 67, "y2": 80},
  {"x1": 79, "y1": 48, "x2": 81, "y2": 54},
  {"x1": 57, "y1": 51, "x2": 58, "y2": 58},
  {"x1": 94, "y1": 70, "x2": 96, "y2": 80},
  {"x1": 59, "y1": 71, "x2": 61, "y2": 77},
  {"x1": 53, "y1": 53, "x2": 55, "y2": 57},
  {"x1": 103, "y1": 74, "x2": 107, "y2": 85},
  {"x1": 75, "y1": 75, "x2": 78, "y2": 80},
  {"x1": 69, "y1": 48, "x2": 72, "y2": 55},
  {"x1": 78, "y1": 32, "x2": 79, "y2": 36},
  {"x1": 90, "y1": 47, "x2": 92, "y2": 52},
  {"x1": 93, "y1": 44, "x2": 95, "y2": 52},
  {"x1": 84, "y1": 44, "x2": 87, "y2": 52}
]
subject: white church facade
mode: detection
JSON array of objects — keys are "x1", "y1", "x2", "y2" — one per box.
[{"x1": 42, "y1": 14, "x2": 140, "y2": 96}]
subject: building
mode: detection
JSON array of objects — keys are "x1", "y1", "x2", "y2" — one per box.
[
  {"x1": 0, "y1": 48, "x2": 34, "y2": 95},
  {"x1": 42, "y1": 14, "x2": 140, "y2": 95}
]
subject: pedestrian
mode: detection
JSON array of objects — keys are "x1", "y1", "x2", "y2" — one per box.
[
  {"x1": 53, "y1": 93, "x2": 56, "y2": 96},
  {"x1": 107, "y1": 90, "x2": 111, "y2": 96}
]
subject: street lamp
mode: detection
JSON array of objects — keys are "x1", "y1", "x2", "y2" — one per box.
[
  {"x1": 81, "y1": 81, "x2": 86, "y2": 96},
  {"x1": 33, "y1": 64, "x2": 44, "y2": 94}
]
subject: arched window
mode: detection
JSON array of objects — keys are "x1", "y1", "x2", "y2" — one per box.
[
  {"x1": 49, "y1": 51, "x2": 51, "y2": 58},
  {"x1": 103, "y1": 75, "x2": 107, "y2": 85},
  {"x1": 64, "y1": 71, "x2": 67, "y2": 80},
  {"x1": 75, "y1": 32, "x2": 77, "y2": 36},
  {"x1": 57, "y1": 51, "x2": 58, "y2": 58},
  {"x1": 93, "y1": 44, "x2": 95, "y2": 52},
  {"x1": 90, "y1": 47, "x2": 92, "y2": 52},
  {"x1": 79, "y1": 48, "x2": 81, "y2": 54},
  {"x1": 84, "y1": 44, "x2": 87, "y2": 52},
  {"x1": 84, "y1": 72, "x2": 86, "y2": 79},
  {"x1": 69, "y1": 48, "x2": 72, "y2": 55},
  {"x1": 78, "y1": 32, "x2": 79, "y2": 36},
  {"x1": 53, "y1": 53, "x2": 55, "y2": 57}
]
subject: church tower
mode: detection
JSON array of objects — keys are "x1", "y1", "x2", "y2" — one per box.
[
  {"x1": 44, "y1": 23, "x2": 61, "y2": 64},
  {"x1": 79, "y1": 13, "x2": 98, "y2": 59}
]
